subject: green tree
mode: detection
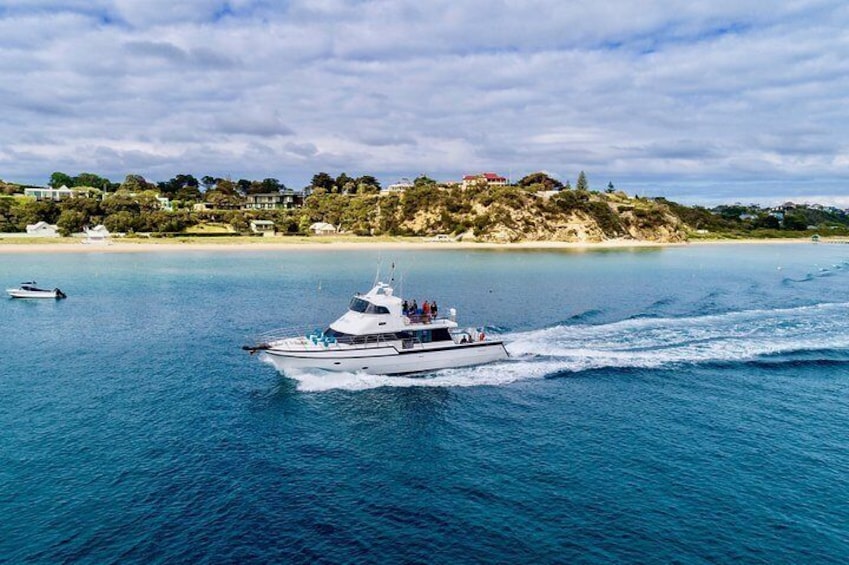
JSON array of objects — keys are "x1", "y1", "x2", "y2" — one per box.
[
  {"x1": 298, "y1": 214, "x2": 312, "y2": 234},
  {"x1": 12, "y1": 199, "x2": 59, "y2": 230},
  {"x1": 157, "y1": 174, "x2": 199, "y2": 198},
  {"x1": 0, "y1": 181, "x2": 21, "y2": 195},
  {"x1": 58, "y1": 196, "x2": 101, "y2": 225},
  {"x1": 141, "y1": 210, "x2": 188, "y2": 232},
  {"x1": 356, "y1": 175, "x2": 381, "y2": 194},
  {"x1": 103, "y1": 211, "x2": 139, "y2": 233},
  {"x1": 517, "y1": 172, "x2": 563, "y2": 191},
  {"x1": 336, "y1": 173, "x2": 354, "y2": 194},
  {"x1": 205, "y1": 190, "x2": 241, "y2": 209},
  {"x1": 49, "y1": 171, "x2": 74, "y2": 188},
  {"x1": 754, "y1": 214, "x2": 781, "y2": 230},
  {"x1": 56, "y1": 209, "x2": 87, "y2": 236},
  {"x1": 783, "y1": 213, "x2": 808, "y2": 231},
  {"x1": 0, "y1": 196, "x2": 18, "y2": 231},
  {"x1": 414, "y1": 175, "x2": 437, "y2": 188},
  {"x1": 311, "y1": 172, "x2": 335, "y2": 192},
  {"x1": 576, "y1": 171, "x2": 589, "y2": 191},
  {"x1": 174, "y1": 184, "x2": 202, "y2": 202},
  {"x1": 136, "y1": 190, "x2": 163, "y2": 213},
  {"x1": 214, "y1": 178, "x2": 238, "y2": 196},
  {"x1": 102, "y1": 190, "x2": 140, "y2": 216},
  {"x1": 237, "y1": 179, "x2": 253, "y2": 195},
  {"x1": 201, "y1": 176, "x2": 216, "y2": 191},
  {"x1": 74, "y1": 172, "x2": 112, "y2": 191},
  {"x1": 120, "y1": 174, "x2": 153, "y2": 193},
  {"x1": 264, "y1": 178, "x2": 285, "y2": 192}
]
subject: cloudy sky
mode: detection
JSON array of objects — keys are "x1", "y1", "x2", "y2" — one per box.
[{"x1": 1, "y1": 1, "x2": 847, "y2": 205}]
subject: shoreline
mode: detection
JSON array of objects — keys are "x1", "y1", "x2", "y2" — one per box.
[{"x1": 0, "y1": 236, "x2": 821, "y2": 254}]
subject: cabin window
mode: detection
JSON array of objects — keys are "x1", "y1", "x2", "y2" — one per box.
[
  {"x1": 430, "y1": 328, "x2": 452, "y2": 342},
  {"x1": 348, "y1": 297, "x2": 390, "y2": 314},
  {"x1": 324, "y1": 328, "x2": 351, "y2": 340}
]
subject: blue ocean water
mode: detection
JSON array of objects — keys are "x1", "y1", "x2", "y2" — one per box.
[{"x1": 2, "y1": 243, "x2": 849, "y2": 563}]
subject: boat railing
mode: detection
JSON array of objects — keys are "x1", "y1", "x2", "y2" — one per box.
[
  {"x1": 254, "y1": 327, "x2": 420, "y2": 351},
  {"x1": 450, "y1": 327, "x2": 487, "y2": 344}
]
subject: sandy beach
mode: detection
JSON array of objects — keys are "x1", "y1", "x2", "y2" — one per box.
[
  {"x1": 0, "y1": 235, "x2": 672, "y2": 253},
  {"x1": 0, "y1": 236, "x2": 822, "y2": 254}
]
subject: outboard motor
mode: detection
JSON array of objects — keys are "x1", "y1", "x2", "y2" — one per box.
[{"x1": 55, "y1": 288, "x2": 67, "y2": 299}]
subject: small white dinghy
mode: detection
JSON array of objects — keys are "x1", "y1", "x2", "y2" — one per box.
[{"x1": 6, "y1": 282, "x2": 67, "y2": 299}]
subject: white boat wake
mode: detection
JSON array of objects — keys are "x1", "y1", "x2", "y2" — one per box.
[{"x1": 274, "y1": 301, "x2": 849, "y2": 392}]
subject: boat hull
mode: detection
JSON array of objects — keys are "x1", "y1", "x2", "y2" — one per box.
[
  {"x1": 263, "y1": 341, "x2": 508, "y2": 375},
  {"x1": 6, "y1": 289, "x2": 65, "y2": 299}
]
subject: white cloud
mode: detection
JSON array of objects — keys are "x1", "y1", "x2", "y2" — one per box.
[{"x1": 0, "y1": 0, "x2": 847, "y2": 204}]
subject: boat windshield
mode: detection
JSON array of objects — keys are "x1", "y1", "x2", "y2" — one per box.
[{"x1": 349, "y1": 297, "x2": 390, "y2": 315}]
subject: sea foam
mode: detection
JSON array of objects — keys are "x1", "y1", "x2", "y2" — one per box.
[{"x1": 276, "y1": 302, "x2": 849, "y2": 392}]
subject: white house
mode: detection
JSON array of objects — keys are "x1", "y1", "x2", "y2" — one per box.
[
  {"x1": 157, "y1": 196, "x2": 173, "y2": 211},
  {"x1": 82, "y1": 225, "x2": 111, "y2": 244},
  {"x1": 309, "y1": 222, "x2": 337, "y2": 235},
  {"x1": 250, "y1": 219, "x2": 276, "y2": 236},
  {"x1": 385, "y1": 178, "x2": 414, "y2": 193},
  {"x1": 24, "y1": 185, "x2": 75, "y2": 201},
  {"x1": 25, "y1": 221, "x2": 59, "y2": 237}
]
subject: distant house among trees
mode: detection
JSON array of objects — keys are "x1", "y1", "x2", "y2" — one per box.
[
  {"x1": 385, "y1": 178, "x2": 414, "y2": 193},
  {"x1": 461, "y1": 172, "x2": 508, "y2": 189},
  {"x1": 83, "y1": 225, "x2": 111, "y2": 244},
  {"x1": 24, "y1": 185, "x2": 75, "y2": 201},
  {"x1": 249, "y1": 219, "x2": 276, "y2": 236},
  {"x1": 309, "y1": 222, "x2": 337, "y2": 235},
  {"x1": 26, "y1": 221, "x2": 59, "y2": 237},
  {"x1": 243, "y1": 190, "x2": 297, "y2": 210}
]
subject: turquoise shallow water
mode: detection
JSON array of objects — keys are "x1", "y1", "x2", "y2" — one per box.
[{"x1": 2, "y1": 243, "x2": 849, "y2": 563}]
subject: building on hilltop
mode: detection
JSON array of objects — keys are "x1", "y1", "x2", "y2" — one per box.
[
  {"x1": 385, "y1": 178, "x2": 414, "y2": 193},
  {"x1": 461, "y1": 172, "x2": 508, "y2": 189},
  {"x1": 243, "y1": 190, "x2": 298, "y2": 210},
  {"x1": 24, "y1": 185, "x2": 75, "y2": 201}
]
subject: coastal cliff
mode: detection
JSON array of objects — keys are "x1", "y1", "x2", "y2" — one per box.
[{"x1": 305, "y1": 184, "x2": 689, "y2": 243}]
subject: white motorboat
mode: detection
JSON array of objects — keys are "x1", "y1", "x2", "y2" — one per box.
[
  {"x1": 6, "y1": 282, "x2": 67, "y2": 299},
  {"x1": 245, "y1": 280, "x2": 508, "y2": 375}
]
